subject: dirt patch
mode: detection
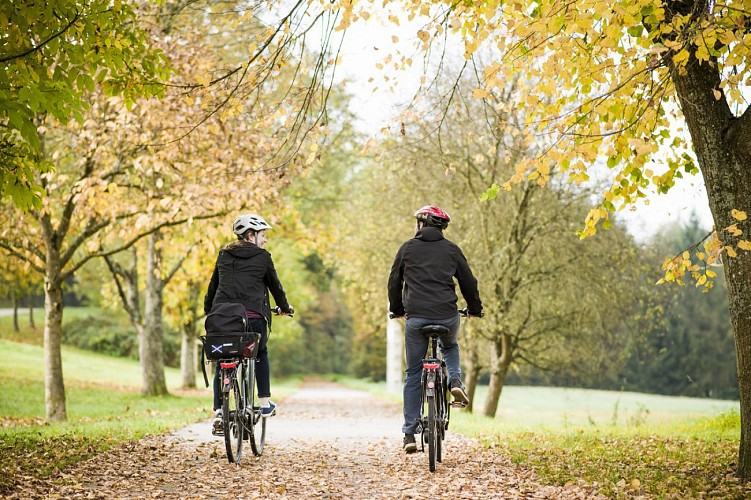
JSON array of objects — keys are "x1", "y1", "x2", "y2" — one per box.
[{"x1": 7, "y1": 379, "x2": 603, "y2": 499}]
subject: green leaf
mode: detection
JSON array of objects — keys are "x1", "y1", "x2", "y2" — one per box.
[{"x1": 481, "y1": 183, "x2": 501, "y2": 201}]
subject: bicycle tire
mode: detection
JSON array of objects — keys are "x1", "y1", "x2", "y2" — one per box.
[
  {"x1": 427, "y1": 393, "x2": 438, "y2": 472},
  {"x1": 222, "y1": 370, "x2": 244, "y2": 464},
  {"x1": 436, "y1": 377, "x2": 445, "y2": 463},
  {"x1": 247, "y1": 359, "x2": 266, "y2": 456}
]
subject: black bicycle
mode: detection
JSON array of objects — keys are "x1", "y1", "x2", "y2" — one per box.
[
  {"x1": 210, "y1": 307, "x2": 292, "y2": 464},
  {"x1": 390, "y1": 308, "x2": 480, "y2": 472},
  {"x1": 211, "y1": 331, "x2": 262, "y2": 463},
  {"x1": 424, "y1": 308, "x2": 480, "y2": 471}
]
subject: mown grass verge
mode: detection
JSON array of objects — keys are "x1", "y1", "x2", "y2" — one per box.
[
  {"x1": 0, "y1": 339, "x2": 301, "y2": 494},
  {"x1": 336, "y1": 376, "x2": 749, "y2": 498}
]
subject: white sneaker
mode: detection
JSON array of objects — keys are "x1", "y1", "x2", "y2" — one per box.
[
  {"x1": 260, "y1": 401, "x2": 277, "y2": 418},
  {"x1": 211, "y1": 410, "x2": 223, "y2": 435}
]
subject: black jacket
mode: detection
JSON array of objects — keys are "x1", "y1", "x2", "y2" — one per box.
[
  {"x1": 388, "y1": 226, "x2": 483, "y2": 319},
  {"x1": 204, "y1": 240, "x2": 290, "y2": 328}
]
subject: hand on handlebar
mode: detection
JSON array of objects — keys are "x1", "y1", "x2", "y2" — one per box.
[
  {"x1": 273, "y1": 305, "x2": 294, "y2": 317},
  {"x1": 458, "y1": 308, "x2": 484, "y2": 318}
]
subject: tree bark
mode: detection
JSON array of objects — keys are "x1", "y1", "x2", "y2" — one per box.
[
  {"x1": 180, "y1": 320, "x2": 197, "y2": 389},
  {"x1": 671, "y1": 52, "x2": 751, "y2": 478},
  {"x1": 29, "y1": 290, "x2": 35, "y2": 329},
  {"x1": 141, "y1": 231, "x2": 168, "y2": 396},
  {"x1": 463, "y1": 336, "x2": 481, "y2": 413},
  {"x1": 483, "y1": 333, "x2": 512, "y2": 417},
  {"x1": 43, "y1": 262, "x2": 66, "y2": 421},
  {"x1": 12, "y1": 288, "x2": 19, "y2": 332}
]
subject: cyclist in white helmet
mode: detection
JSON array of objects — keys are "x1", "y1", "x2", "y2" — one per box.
[{"x1": 204, "y1": 214, "x2": 293, "y2": 433}]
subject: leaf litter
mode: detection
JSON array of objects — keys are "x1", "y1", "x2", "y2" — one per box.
[{"x1": 6, "y1": 379, "x2": 604, "y2": 499}]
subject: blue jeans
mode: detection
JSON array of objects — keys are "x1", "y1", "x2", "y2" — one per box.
[
  {"x1": 402, "y1": 314, "x2": 461, "y2": 435},
  {"x1": 213, "y1": 318, "x2": 270, "y2": 411}
]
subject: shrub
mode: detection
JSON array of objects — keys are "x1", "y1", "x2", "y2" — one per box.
[{"x1": 62, "y1": 315, "x2": 180, "y2": 367}]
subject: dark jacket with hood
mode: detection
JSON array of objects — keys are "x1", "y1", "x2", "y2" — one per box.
[
  {"x1": 204, "y1": 240, "x2": 290, "y2": 328},
  {"x1": 388, "y1": 225, "x2": 483, "y2": 320}
]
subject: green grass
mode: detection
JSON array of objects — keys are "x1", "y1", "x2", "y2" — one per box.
[
  {"x1": 338, "y1": 377, "x2": 749, "y2": 498},
  {"x1": 0, "y1": 338, "x2": 301, "y2": 494},
  {"x1": 0, "y1": 306, "x2": 97, "y2": 345}
]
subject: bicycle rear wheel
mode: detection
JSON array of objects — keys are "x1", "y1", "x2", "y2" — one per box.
[
  {"x1": 427, "y1": 394, "x2": 438, "y2": 472},
  {"x1": 222, "y1": 370, "x2": 244, "y2": 464},
  {"x1": 247, "y1": 359, "x2": 266, "y2": 456},
  {"x1": 437, "y1": 377, "x2": 448, "y2": 463}
]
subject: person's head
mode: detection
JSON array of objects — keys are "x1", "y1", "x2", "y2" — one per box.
[
  {"x1": 232, "y1": 214, "x2": 272, "y2": 248},
  {"x1": 413, "y1": 205, "x2": 451, "y2": 232}
]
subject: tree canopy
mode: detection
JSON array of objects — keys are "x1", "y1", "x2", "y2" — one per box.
[{"x1": 1, "y1": 0, "x2": 168, "y2": 209}]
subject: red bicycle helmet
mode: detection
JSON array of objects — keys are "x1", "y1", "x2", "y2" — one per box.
[{"x1": 414, "y1": 205, "x2": 451, "y2": 229}]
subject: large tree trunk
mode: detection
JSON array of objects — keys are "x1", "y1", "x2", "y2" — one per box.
[
  {"x1": 483, "y1": 332, "x2": 512, "y2": 417},
  {"x1": 141, "y1": 231, "x2": 168, "y2": 396},
  {"x1": 43, "y1": 268, "x2": 66, "y2": 421},
  {"x1": 671, "y1": 50, "x2": 751, "y2": 478}
]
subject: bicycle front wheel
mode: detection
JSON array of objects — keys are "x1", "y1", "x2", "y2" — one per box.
[
  {"x1": 222, "y1": 371, "x2": 244, "y2": 464},
  {"x1": 246, "y1": 359, "x2": 266, "y2": 456}
]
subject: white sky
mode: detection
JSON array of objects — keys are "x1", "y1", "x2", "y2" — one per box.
[{"x1": 330, "y1": 15, "x2": 715, "y2": 242}]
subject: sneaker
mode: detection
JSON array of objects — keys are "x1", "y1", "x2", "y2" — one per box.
[
  {"x1": 260, "y1": 400, "x2": 277, "y2": 418},
  {"x1": 450, "y1": 380, "x2": 470, "y2": 405},
  {"x1": 212, "y1": 410, "x2": 223, "y2": 435},
  {"x1": 403, "y1": 434, "x2": 417, "y2": 454}
]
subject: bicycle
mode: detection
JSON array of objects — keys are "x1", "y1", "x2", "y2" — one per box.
[
  {"x1": 208, "y1": 306, "x2": 293, "y2": 464},
  {"x1": 392, "y1": 308, "x2": 479, "y2": 472}
]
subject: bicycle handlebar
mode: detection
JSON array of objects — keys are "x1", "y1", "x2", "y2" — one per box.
[
  {"x1": 273, "y1": 305, "x2": 294, "y2": 318},
  {"x1": 388, "y1": 308, "x2": 484, "y2": 320}
]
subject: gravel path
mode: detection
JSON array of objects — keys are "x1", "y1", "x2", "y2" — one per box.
[{"x1": 10, "y1": 379, "x2": 602, "y2": 499}]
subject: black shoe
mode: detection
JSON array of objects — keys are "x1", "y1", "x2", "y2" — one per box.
[
  {"x1": 403, "y1": 434, "x2": 417, "y2": 454},
  {"x1": 450, "y1": 380, "x2": 470, "y2": 405}
]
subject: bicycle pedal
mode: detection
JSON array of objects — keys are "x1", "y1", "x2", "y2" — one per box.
[{"x1": 450, "y1": 401, "x2": 468, "y2": 408}]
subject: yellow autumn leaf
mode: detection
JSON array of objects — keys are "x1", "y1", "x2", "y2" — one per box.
[
  {"x1": 706, "y1": 269, "x2": 717, "y2": 278},
  {"x1": 739, "y1": 240, "x2": 751, "y2": 251},
  {"x1": 472, "y1": 87, "x2": 491, "y2": 99},
  {"x1": 695, "y1": 274, "x2": 707, "y2": 287},
  {"x1": 726, "y1": 246, "x2": 738, "y2": 258},
  {"x1": 731, "y1": 209, "x2": 748, "y2": 221},
  {"x1": 726, "y1": 224, "x2": 743, "y2": 236}
]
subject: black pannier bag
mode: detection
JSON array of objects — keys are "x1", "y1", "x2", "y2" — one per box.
[
  {"x1": 201, "y1": 302, "x2": 260, "y2": 360},
  {"x1": 205, "y1": 302, "x2": 248, "y2": 334}
]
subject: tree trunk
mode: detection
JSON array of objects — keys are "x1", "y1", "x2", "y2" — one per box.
[
  {"x1": 43, "y1": 271, "x2": 66, "y2": 421},
  {"x1": 483, "y1": 332, "x2": 512, "y2": 417},
  {"x1": 180, "y1": 325, "x2": 197, "y2": 389},
  {"x1": 671, "y1": 50, "x2": 751, "y2": 478},
  {"x1": 463, "y1": 338, "x2": 481, "y2": 413},
  {"x1": 29, "y1": 290, "x2": 35, "y2": 329},
  {"x1": 12, "y1": 288, "x2": 19, "y2": 332},
  {"x1": 141, "y1": 231, "x2": 168, "y2": 396}
]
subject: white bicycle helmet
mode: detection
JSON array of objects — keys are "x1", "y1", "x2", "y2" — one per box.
[{"x1": 233, "y1": 214, "x2": 272, "y2": 237}]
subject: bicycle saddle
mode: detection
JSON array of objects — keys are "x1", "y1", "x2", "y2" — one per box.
[{"x1": 420, "y1": 325, "x2": 450, "y2": 336}]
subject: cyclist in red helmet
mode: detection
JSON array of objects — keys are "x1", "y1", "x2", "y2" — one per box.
[{"x1": 388, "y1": 205, "x2": 483, "y2": 453}]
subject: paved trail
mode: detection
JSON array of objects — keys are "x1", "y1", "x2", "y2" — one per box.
[{"x1": 11, "y1": 379, "x2": 601, "y2": 499}]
